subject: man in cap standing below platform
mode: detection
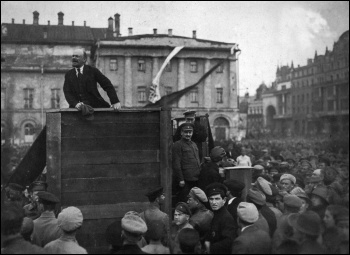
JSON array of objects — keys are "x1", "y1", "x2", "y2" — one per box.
[
  {"x1": 204, "y1": 183, "x2": 235, "y2": 254},
  {"x1": 31, "y1": 191, "x2": 62, "y2": 247},
  {"x1": 44, "y1": 206, "x2": 87, "y2": 254},
  {"x1": 23, "y1": 181, "x2": 47, "y2": 220},
  {"x1": 139, "y1": 186, "x2": 169, "y2": 246},
  {"x1": 114, "y1": 211, "x2": 148, "y2": 254},
  {"x1": 172, "y1": 122, "x2": 201, "y2": 203},
  {"x1": 186, "y1": 187, "x2": 213, "y2": 246},
  {"x1": 232, "y1": 202, "x2": 271, "y2": 254}
]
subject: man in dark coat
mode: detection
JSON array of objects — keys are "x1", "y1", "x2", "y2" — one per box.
[
  {"x1": 204, "y1": 183, "x2": 235, "y2": 254},
  {"x1": 232, "y1": 202, "x2": 271, "y2": 254},
  {"x1": 63, "y1": 48, "x2": 120, "y2": 110}
]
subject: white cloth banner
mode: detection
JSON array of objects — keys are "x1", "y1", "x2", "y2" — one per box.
[{"x1": 148, "y1": 46, "x2": 184, "y2": 103}]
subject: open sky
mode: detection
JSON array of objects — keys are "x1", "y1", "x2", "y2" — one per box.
[{"x1": 1, "y1": 1, "x2": 349, "y2": 96}]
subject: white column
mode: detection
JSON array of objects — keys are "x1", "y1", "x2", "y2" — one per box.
[
  {"x1": 178, "y1": 58, "x2": 185, "y2": 108},
  {"x1": 229, "y1": 60, "x2": 238, "y2": 109},
  {"x1": 124, "y1": 56, "x2": 132, "y2": 107},
  {"x1": 152, "y1": 57, "x2": 159, "y2": 80},
  {"x1": 204, "y1": 59, "x2": 211, "y2": 108}
]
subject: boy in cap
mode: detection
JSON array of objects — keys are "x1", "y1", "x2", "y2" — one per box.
[
  {"x1": 172, "y1": 123, "x2": 201, "y2": 203},
  {"x1": 198, "y1": 146, "x2": 226, "y2": 191},
  {"x1": 186, "y1": 187, "x2": 213, "y2": 246},
  {"x1": 1, "y1": 202, "x2": 45, "y2": 254},
  {"x1": 44, "y1": 206, "x2": 87, "y2": 254},
  {"x1": 178, "y1": 228, "x2": 200, "y2": 254},
  {"x1": 232, "y1": 202, "x2": 271, "y2": 254},
  {"x1": 32, "y1": 191, "x2": 62, "y2": 247},
  {"x1": 170, "y1": 202, "x2": 193, "y2": 254},
  {"x1": 204, "y1": 182, "x2": 235, "y2": 254}
]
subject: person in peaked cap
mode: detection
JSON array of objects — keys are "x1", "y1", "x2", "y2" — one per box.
[
  {"x1": 44, "y1": 206, "x2": 87, "y2": 254},
  {"x1": 291, "y1": 187, "x2": 311, "y2": 214},
  {"x1": 113, "y1": 211, "x2": 148, "y2": 254},
  {"x1": 31, "y1": 191, "x2": 62, "y2": 247},
  {"x1": 170, "y1": 202, "x2": 193, "y2": 254},
  {"x1": 139, "y1": 186, "x2": 169, "y2": 247},
  {"x1": 178, "y1": 228, "x2": 200, "y2": 254},
  {"x1": 204, "y1": 182, "x2": 235, "y2": 254},
  {"x1": 172, "y1": 122, "x2": 201, "y2": 204},
  {"x1": 289, "y1": 211, "x2": 325, "y2": 254},
  {"x1": 186, "y1": 187, "x2": 213, "y2": 246},
  {"x1": 24, "y1": 181, "x2": 48, "y2": 220},
  {"x1": 232, "y1": 202, "x2": 272, "y2": 254}
]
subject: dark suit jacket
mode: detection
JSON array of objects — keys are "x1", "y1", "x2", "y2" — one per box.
[
  {"x1": 232, "y1": 225, "x2": 271, "y2": 254},
  {"x1": 63, "y1": 65, "x2": 119, "y2": 108}
]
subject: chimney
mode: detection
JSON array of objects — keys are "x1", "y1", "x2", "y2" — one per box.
[
  {"x1": 128, "y1": 27, "x2": 133, "y2": 36},
  {"x1": 84, "y1": 21, "x2": 86, "y2": 27},
  {"x1": 58, "y1": 12, "x2": 64, "y2": 25},
  {"x1": 23, "y1": 19, "x2": 25, "y2": 24},
  {"x1": 107, "y1": 17, "x2": 113, "y2": 38},
  {"x1": 153, "y1": 28, "x2": 157, "y2": 35},
  {"x1": 72, "y1": 21, "x2": 74, "y2": 26},
  {"x1": 12, "y1": 18, "x2": 14, "y2": 24},
  {"x1": 192, "y1": 30, "x2": 196, "y2": 39},
  {"x1": 168, "y1": 29, "x2": 173, "y2": 37},
  {"x1": 33, "y1": 11, "x2": 39, "y2": 25},
  {"x1": 48, "y1": 20, "x2": 50, "y2": 26},
  {"x1": 114, "y1": 13, "x2": 120, "y2": 37}
]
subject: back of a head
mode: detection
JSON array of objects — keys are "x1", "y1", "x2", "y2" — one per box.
[
  {"x1": 178, "y1": 228, "x2": 200, "y2": 254},
  {"x1": 1, "y1": 202, "x2": 25, "y2": 236}
]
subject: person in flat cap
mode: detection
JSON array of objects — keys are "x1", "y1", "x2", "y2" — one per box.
[
  {"x1": 44, "y1": 206, "x2": 87, "y2": 254},
  {"x1": 31, "y1": 191, "x2": 62, "y2": 247},
  {"x1": 198, "y1": 146, "x2": 226, "y2": 191},
  {"x1": 170, "y1": 202, "x2": 193, "y2": 254},
  {"x1": 139, "y1": 186, "x2": 169, "y2": 246},
  {"x1": 291, "y1": 188, "x2": 311, "y2": 214},
  {"x1": 289, "y1": 211, "x2": 325, "y2": 254},
  {"x1": 172, "y1": 122, "x2": 201, "y2": 204},
  {"x1": 232, "y1": 202, "x2": 272, "y2": 254},
  {"x1": 23, "y1": 181, "x2": 48, "y2": 220},
  {"x1": 186, "y1": 187, "x2": 213, "y2": 247},
  {"x1": 298, "y1": 159, "x2": 313, "y2": 179},
  {"x1": 177, "y1": 228, "x2": 200, "y2": 254},
  {"x1": 204, "y1": 182, "x2": 235, "y2": 254},
  {"x1": 1, "y1": 202, "x2": 45, "y2": 254},
  {"x1": 276, "y1": 194, "x2": 303, "y2": 234},
  {"x1": 309, "y1": 186, "x2": 329, "y2": 219},
  {"x1": 114, "y1": 211, "x2": 148, "y2": 254}
]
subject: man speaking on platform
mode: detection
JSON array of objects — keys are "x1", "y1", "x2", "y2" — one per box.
[{"x1": 63, "y1": 48, "x2": 121, "y2": 110}]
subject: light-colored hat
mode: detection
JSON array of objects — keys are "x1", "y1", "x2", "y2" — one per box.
[
  {"x1": 280, "y1": 174, "x2": 296, "y2": 184},
  {"x1": 237, "y1": 202, "x2": 259, "y2": 223},
  {"x1": 58, "y1": 206, "x2": 83, "y2": 232},
  {"x1": 122, "y1": 211, "x2": 147, "y2": 235},
  {"x1": 253, "y1": 165, "x2": 264, "y2": 171},
  {"x1": 283, "y1": 195, "x2": 303, "y2": 209},
  {"x1": 256, "y1": 177, "x2": 272, "y2": 196},
  {"x1": 189, "y1": 187, "x2": 208, "y2": 203},
  {"x1": 247, "y1": 188, "x2": 266, "y2": 206}
]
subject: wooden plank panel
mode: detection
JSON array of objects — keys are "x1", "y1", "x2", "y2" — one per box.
[
  {"x1": 61, "y1": 150, "x2": 159, "y2": 166},
  {"x1": 61, "y1": 111, "x2": 160, "y2": 125},
  {"x1": 61, "y1": 137, "x2": 159, "y2": 151},
  {"x1": 76, "y1": 202, "x2": 149, "y2": 220},
  {"x1": 62, "y1": 163, "x2": 160, "y2": 179},
  {"x1": 61, "y1": 177, "x2": 160, "y2": 193},
  {"x1": 61, "y1": 189, "x2": 150, "y2": 206},
  {"x1": 61, "y1": 123, "x2": 160, "y2": 138}
]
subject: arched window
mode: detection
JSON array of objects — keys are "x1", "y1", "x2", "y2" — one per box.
[
  {"x1": 23, "y1": 122, "x2": 35, "y2": 143},
  {"x1": 213, "y1": 117, "x2": 230, "y2": 141}
]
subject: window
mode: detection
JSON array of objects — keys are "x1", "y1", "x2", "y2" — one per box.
[
  {"x1": 138, "y1": 59, "x2": 145, "y2": 72},
  {"x1": 190, "y1": 88, "x2": 198, "y2": 103},
  {"x1": 165, "y1": 61, "x2": 172, "y2": 72},
  {"x1": 216, "y1": 88, "x2": 223, "y2": 103},
  {"x1": 1, "y1": 88, "x2": 5, "y2": 109},
  {"x1": 165, "y1": 86, "x2": 172, "y2": 95},
  {"x1": 24, "y1": 123, "x2": 35, "y2": 143},
  {"x1": 24, "y1": 88, "x2": 34, "y2": 109},
  {"x1": 190, "y1": 61, "x2": 197, "y2": 73},
  {"x1": 216, "y1": 63, "x2": 224, "y2": 73},
  {"x1": 51, "y1": 89, "x2": 60, "y2": 109},
  {"x1": 110, "y1": 59, "x2": 118, "y2": 71},
  {"x1": 282, "y1": 85, "x2": 286, "y2": 90},
  {"x1": 137, "y1": 86, "x2": 147, "y2": 102}
]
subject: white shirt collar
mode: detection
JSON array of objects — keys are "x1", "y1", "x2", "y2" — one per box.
[
  {"x1": 75, "y1": 65, "x2": 84, "y2": 76},
  {"x1": 228, "y1": 197, "x2": 237, "y2": 205}
]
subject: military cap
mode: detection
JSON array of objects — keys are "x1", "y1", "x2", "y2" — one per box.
[
  {"x1": 183, "y1": 110, "x2": 196, "y2": 117},
  {"x1": 205, "y1": 182, "x2": 228, "y2": 198},
  {"x1": 121, "y1": 211, "x2": 147, "y2": 235},
  {"x1": 210, "y1": 146, "x2": 226, "y2": 161},
  {"x1": 308, "y1": 175, "x2": 323, "y2": 183},
  {"x1": 237, "y1": 202, "x2": 259, "y2": 223},
  {"x1": 37, "y1": 191, "x2": 60, "y2": 203},
  {"x1": 312, "y1": 169, "x2": 323, "y2": 177},
  {"x1": 180, "y1": 122, "x2": 194, "y2": 131},
  {"x1": 8, "y1": 183, "x2": 25, "y2": 192},
  {"x1": 269, "y1": 160, "x2": 280, "y2": 166},
  {"x1": 253, "y1": 164, "x2": 264, "y2": 171},
  {"x1": 223, "y1": 179, "x2": 245, "y2": 194},
  {"x1": 29, "y1": 181, "x2": 47, "y2": 192},
  {"x1": 247, "y1": 188, "x2": 266, "y2": 206},
  {"x1": 255, "y1": 159, "x2": 265, "y2": 165},
  {"x1": 280, "y1": 174, "x2": 296, "y2": 184},
  {"x1": 145, "y1": 186, "x2": 163, "y2": 201},
  {"x1": 178, "y1": 228, "x2": 200, "y2": 253},
  {"x1": 188, "y1": 187, "x2": 208, "y2": 203},
  {"x1": 283, "y1": 194, "x2": 302, "y2": 209},
  {"x1": 311, "y1": 186, "x2": 329, "y2": 203},
  {"x1": 175, "y1": 202, "x2": 192, "y2": 216},
  {"x1": 58, "y1": 206, "x2": 83, "y2": 232},
  {"x1": 288, "y1": 211, "x2": 321, "y2": 236},
  {"x1": 256, "y1": 177, "x2": 272, "y2": 196}
]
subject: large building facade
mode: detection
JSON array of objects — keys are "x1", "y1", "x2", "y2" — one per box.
[{"x1": 1, "y1": 11, "x2": 241, "y2": 145}]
